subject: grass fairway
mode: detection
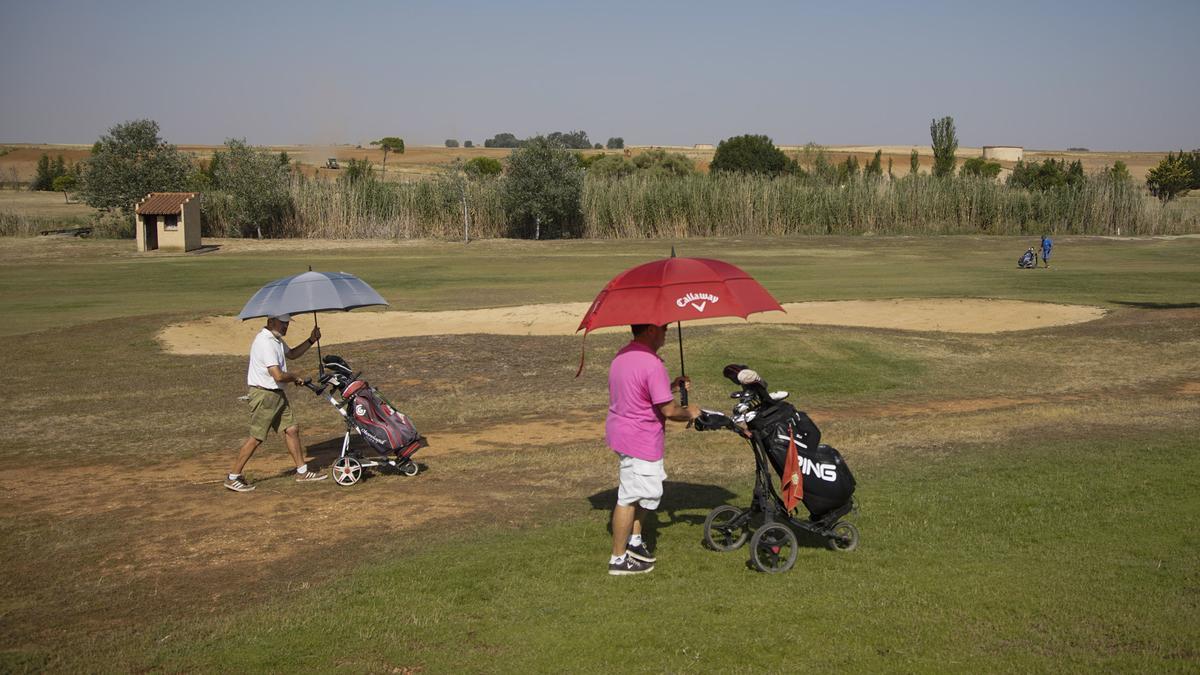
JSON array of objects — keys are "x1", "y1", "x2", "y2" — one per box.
[{"x1": 0, "y1": 235, "x2": 1197, "y2": 672}]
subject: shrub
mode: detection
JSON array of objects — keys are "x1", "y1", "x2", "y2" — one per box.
[
  {"x1": 586, "y1": 154, "x2": 636, "y2": 178},
  {"x1": 463, "y1": 140, "x2": 474, "y2": 148},
  {"x1": 631, "y1": 148, "x2": 696, "y2": 177},
  {"x1": 864, "y1": 150, "x2": 883, "y2": 180},
  {"x1": 960, "y1": 157, "x2": 1002, "y2": 179},
  {"x1": 501, "y1": 136, "x2": 583, "y2": 239},
  {"x1": 606, "y1": 137, "x2": 624, "y2": 150},
  {"x1": 910, "y1": 149, "x2": 920, "y2": 176},
  {"x1": 546, "y1": 130, "x2": 592, "y2": 149},
  {"x1": 710, "y1": 134, "x2": 796, "y2": 175},
  {"x1": 930, "y1": 116, "x2": 958, "y2": 178},
  {"x1": 1010, "y1": 159, "x2": 1083, "y2": 191},
  {"x1": 445, "y1": 139, "x2": 459, "y2": 148},
  {"x1": 463, "y1": 156, "x2": 502, "y2": 179}
]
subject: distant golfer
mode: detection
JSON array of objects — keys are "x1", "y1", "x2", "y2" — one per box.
[
  {"x1": 1041, "y1": 234, "x2": 1053, "y2": 268},
  {"x1": 605, "y1": 323, "x2": 700, "y2": 575},
  {"x1": 225, "y1": 313, "x2": 327, "y2": 492}
]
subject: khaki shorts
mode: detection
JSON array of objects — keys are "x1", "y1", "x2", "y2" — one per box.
[
  {"x1": 247, "y1": 387, "x2": 296, "y2": 441},
  {"x1": 616, "y1": 454, "x2": 667, "y2": 510}
]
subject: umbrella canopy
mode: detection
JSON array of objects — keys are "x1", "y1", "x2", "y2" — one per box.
[
  {"x1": 577, "y1": 257, "x2": 783, "y2": 333},
  {"x1": 237, "y1": 271, "x2": 388, "y2": 320}
]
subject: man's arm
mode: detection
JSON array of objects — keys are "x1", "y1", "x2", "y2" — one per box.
[
  {"x1": 285, "y1": 326, "x2": 322, "y2": 360},
  {"x1": 268, "y1": 365, "x2": 303, "y2": 386},
  {"x1": 658, "y1": 400, "x2": 699, "y2": 422}
]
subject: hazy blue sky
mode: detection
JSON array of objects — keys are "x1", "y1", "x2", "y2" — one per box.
[{"x1": 2, "y1": 0, "x2": 1197, "y2": 150}]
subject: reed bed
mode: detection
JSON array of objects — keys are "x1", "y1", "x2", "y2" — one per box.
[{"x1": 197, "y1": 172, "x2": 1198, "y2": 240}]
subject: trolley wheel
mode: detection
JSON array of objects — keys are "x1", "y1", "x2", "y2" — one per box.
[
  {"x1": 332, "y1": 456, "x2": 362, "y2": 486},
  {"x1": 400, "y1": 461, "x2": 419, "y2": 477},
  {"x1": 703, "y1": 505, "x2": 749, "y2": 551},
  {"x1": 826, "y1": 521, "x2": 859, "y2": 552},
  {"x1": 749, "y1": 523, "x2": 798, "y2": 573}
]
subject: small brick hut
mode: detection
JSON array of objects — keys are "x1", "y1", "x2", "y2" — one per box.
[{"x1": 135, "y1": 192, "x2": 201, "y2": 252}]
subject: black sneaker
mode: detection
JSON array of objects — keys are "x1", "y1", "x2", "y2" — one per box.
[
  {"x1": 626, "y1": 541, "x2": 656, "y2": 563},
  {"x1": 608, "y1": 555, "x2": 654, "y2": 576}
]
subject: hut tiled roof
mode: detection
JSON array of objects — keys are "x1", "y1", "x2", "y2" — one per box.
[{"x1": 136, "y1": 192, "x2": 198, "y2": 215}]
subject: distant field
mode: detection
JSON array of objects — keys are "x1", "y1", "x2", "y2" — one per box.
[
  {"x1": 0, "y1": 142, "x2": 1178, "y2": 184},
  {"x1": 0, "y1": 189, "x2": 96, "y2": 219}
]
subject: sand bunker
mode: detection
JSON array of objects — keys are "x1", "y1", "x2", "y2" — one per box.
[{"x1": 159, "y1": 299, "x2": 1105, "y2": 356}]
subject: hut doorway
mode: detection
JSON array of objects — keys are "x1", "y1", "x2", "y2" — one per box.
[{"x1": 144, "y1": 215, "x2": 158, "y2": 250}]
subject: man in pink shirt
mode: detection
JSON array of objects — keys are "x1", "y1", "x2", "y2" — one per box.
[{"x1": 606, "y1": 323, "x2": 700, "y2": 575}]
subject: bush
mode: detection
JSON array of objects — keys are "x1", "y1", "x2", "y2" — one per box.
[
  {"x1": 1009, "y1": 159, "x2": 1084, "y2": 191},
  {"x1": 585, "y1": 154, "x2": 636, "y2": 178},
  {"x1": 631, "y1": 149, "x2": 695, "y2": 177},
  {"x1": 959, "y1": 157, "x2": 1002, "y2": 179},
  {"x1": 710, "y1": 134, "x2": 796, "y2": 175},
  {"x1": 606, "y1": 137, "x2": 625, "y2": 150},
  {"x1": 463, "y1": 156, "x2": 502, "y2": 179},
  {"x1": 463, "y1": 141, "x2": 474, "y2": 148},
  {"x1": 445, "y1": 139, "x2": 459, "y2": 148},
  {"x1": 501, "y1": 136, "x2": 583, "y2": 239},
  {"x1": 546, "y1": 130, "x2": 592, "y2": 150},
  {"x1": 205, "y1": 139, "x2": 293, "y2": 238}
]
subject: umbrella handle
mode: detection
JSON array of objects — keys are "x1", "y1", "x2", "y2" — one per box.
[
  {"x1": 676, "y1": 320, "x2": 688, "y2": 407},
  {"x1": 313, "y1": 311, "x2": 323, "y2": 375}
]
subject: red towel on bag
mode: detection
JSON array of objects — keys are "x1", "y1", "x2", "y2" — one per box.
[{"x1": 781, "y1": 425, "x2": 804, "y2": 512}]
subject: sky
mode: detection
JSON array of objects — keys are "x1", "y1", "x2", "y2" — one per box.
[{"x1": 1, "y1": 0, "x2": 1198, "y2": 151}]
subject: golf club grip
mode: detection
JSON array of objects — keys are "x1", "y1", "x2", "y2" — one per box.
[{"x1": 680, "y1": 387, "x2": 689, "y2": 407}]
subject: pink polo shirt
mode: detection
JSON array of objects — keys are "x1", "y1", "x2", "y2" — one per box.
[{"x1": 605, "y1": 341, "x2": 675, "y2": 461}]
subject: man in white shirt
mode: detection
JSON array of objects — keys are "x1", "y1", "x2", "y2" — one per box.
[{"x1": 225, "y1": 314, "x2": 326, "y2": 492}]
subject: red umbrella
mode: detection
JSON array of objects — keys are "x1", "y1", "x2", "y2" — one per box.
[{"x1": 576, "y1": 253, "x2": 784, "y2": 403}]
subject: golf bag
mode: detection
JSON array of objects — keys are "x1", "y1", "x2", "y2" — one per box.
[
  {"x1": 746, "y1": 401, "x2": 856, "y2": 518},
  {"x1": 1018, "y1": 249, "x2": 1037, "y2": 268},
  {"x1": 346, "y1": 382, "x2": 420, "y2": 454}
]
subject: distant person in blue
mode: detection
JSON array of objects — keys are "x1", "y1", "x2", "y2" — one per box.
[{"x1": 1041, "y1": 235, "x2": 1053, "y2": 268}]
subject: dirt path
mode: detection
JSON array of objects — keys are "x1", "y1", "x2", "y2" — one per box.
[{"x1": 159, "y1": 299, "x2": 1106, "y2": 356}]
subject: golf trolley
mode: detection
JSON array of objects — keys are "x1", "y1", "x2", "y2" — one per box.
[
  {"x1": 302, "y1": 355, "x2": 427, "y2": 486},
  {"x1": 694, "y1": 364, "x2": 859, "y2": 573}
]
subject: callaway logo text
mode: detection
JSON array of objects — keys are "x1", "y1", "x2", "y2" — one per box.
[{"x1": 676, "y1": 292, "x2": 719, "y2": 312}]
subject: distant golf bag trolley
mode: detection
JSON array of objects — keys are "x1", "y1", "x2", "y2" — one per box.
[
  {"x1": 303, "y1": 355, "x2": 427, "y2": 486},
  {"x1": 694, "y1": 364, "x2": 859, "y2": 573}
]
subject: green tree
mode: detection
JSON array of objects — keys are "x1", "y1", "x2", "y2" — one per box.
[
  {"x1": 930, "y1": 116, "x2": 958, "y2": 178},
  {"x1": 463, "y1": 156, "x2": 502, "y2": 179},
  {"x1": 445, "y1": 139, "x2": 459, "y2": 148},
  {"x1": 484, "y1": 132, "x2": 523, "y2": 148},
  {"x1": 501, "y1": 136, "x2": 583, "y2": 239},
  {"x1": 370, "y1": 137, "x2": 405, "y2": 177},
  {"x1": 463, "y1": 140, "x2": 474, "y2": 148},
  {"x1": 863, "y1": 150, "x2": 883, "y2": 180},
  {"x1": 52, "y1": 174, "x2": 78, "y2": 202},
  {"x1": 909, "y1": 149, "x2": 920, "y2": 176},
  {"x1": 1146, "y1": 155, "x2": 1193, "y2": 203},
  {"x1": 1109, "y1": 160, "x2": 1131, "y2": 183},
  {"x1": 81, "y1": 119, "x2": 192, "y2": 213},
  {"x1": 959, "y1": 157, "x2": 1002, "y2": 179},
  {"x1": 710, "y1": 134, "x2": 796, "y2": 175},
  {"x1": 606, "y1": 137, "x2": 625, "y2": 150},
  {"x1": 210, "y1": 139, "x2": 293, "y2": 238},
  {"x1": 32, "y1": 154, "x2": 54, "y2": 191},
  {"x1": 586, "y1": 154, "x2": 636, "y2": 178}
]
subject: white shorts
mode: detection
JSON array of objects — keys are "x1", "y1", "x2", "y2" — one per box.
[{"x1": 616, "y1": 454, "x2": 667, "y2": 510}]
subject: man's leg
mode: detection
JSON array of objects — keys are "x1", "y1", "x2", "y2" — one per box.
[
  {"x1": 230, "y1": 437, "x2": 262, "y2": 476},
  {"x1": 283, "y1": 425, "x2": 305, "y2": 467}
]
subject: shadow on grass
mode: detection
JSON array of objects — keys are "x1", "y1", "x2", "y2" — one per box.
[
  {"x1": 588, "y1": 481, "x2": 739, "y2": 549},
  {"x1": 1110, "y1": 300, "x2": 1200, "y2": 309}
]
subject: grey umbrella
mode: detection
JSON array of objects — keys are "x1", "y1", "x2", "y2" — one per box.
[{"x1": 237, "y1": 270, "x2": 389, "y2": 372}]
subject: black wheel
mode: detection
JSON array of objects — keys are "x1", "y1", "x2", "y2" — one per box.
[
  {"x1": 826, "y1": 521, "x2": 859, "y2": 552},
  {"x1": 749, "y1": 523, "x2": 798, "y2": 573},
  {"x1": 703, "y1": 505, "x2": 749, "y2": 551},
  {"x1": 400, "y1": 461, "x2": 419, "y2": 477},
  {"x1": 332, "y1": 456, "x2": 362, "y2": 486}
]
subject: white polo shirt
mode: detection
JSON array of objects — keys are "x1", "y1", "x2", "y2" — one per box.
[{"x1": 247, "y1": 328, "x2": 287, "y2": 390}]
